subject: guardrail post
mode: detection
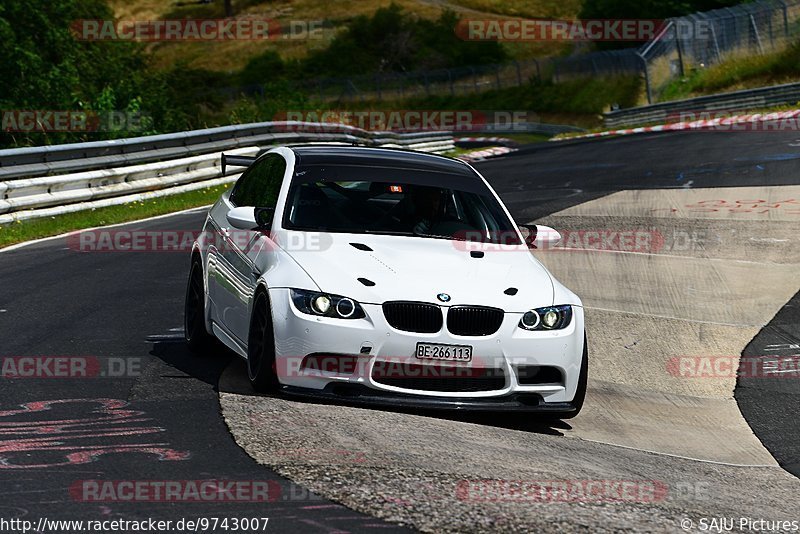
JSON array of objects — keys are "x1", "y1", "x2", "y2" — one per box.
[{"x1": 674, "y1": 24, "x2": 685, "y2": 77}]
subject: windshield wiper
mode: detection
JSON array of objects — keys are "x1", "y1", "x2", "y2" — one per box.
[{"x1": 363, "y1": 229, "x2": 415, "y2": 236}]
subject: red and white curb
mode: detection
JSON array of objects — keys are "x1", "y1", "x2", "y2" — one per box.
[
  {"x1": 455, "y1": 136, "x2": 519, "y2": 147},
  {"x1": 456, "y1": 146, "x2": 516, "y2": 162},
  {"x1": 553, "y1": 109, "x2": 800, "y2": 141}
]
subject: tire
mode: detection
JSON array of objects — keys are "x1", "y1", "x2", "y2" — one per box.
[
  {"x1": 247, "y1": 291, "x2": 280, "y2": 393},
  {"x1": 184, "y1": 258, "x2": 215, "y2": 355},
  {"x1": 556, "y1": 333, "x2": 588, "y2": 420}
]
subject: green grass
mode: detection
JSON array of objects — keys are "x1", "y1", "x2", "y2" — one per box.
[
  {"x1": 659, "y1": 41, "x2": 800, "y2": 101},
  {"x1": 349, "y1": 75, "x2": 643, "y2": 129},
  {"x1": 0, "y1": 185, "x2": 229, "y2": 250}
]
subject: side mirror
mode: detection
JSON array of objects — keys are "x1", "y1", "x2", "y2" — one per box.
[
  {"x1": 519, "y1": 224, "x2": 561, "y2": 249},
  {"x1": 226, "y1": 206, "x2": 274, "y2": 231}
]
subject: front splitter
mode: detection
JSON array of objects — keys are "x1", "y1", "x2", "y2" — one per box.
[{"x1": 279, "y1": 384, "x2": 577, "y2": 415}]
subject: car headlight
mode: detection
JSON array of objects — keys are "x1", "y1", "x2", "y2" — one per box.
[
  {"x1": 518, "y1": 305, "x2": 572, "y2": 331},
  {"x1": 290, "y1": 289, "x2": 366, "y2": 319}
]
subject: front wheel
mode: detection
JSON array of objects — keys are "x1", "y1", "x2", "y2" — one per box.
[
  {"x1": 247, "y1": 291, "x2": 280, "y2": 393},
  {"x1": 184, "y1": 259, "x2": 215, "y2": 355}
]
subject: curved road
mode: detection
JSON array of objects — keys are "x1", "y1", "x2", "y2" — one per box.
[{"x1": 1, "y1": 129, "x2": 798, "y2": 531}]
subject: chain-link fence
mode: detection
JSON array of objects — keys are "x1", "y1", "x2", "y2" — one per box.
[
  {"x1": 639, "y1": 0, "x2": 800, "y2": 102},
  {"x1": 227, "y1": 0, "x2": 800, "y2": 105},
  {"x1": 293, "y1": 52, "x2": 647, "y2": 103}
]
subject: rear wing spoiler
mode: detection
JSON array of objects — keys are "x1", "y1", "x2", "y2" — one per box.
[{"x1": 221, "y1": 154, "x2": 257, "y2": 176}]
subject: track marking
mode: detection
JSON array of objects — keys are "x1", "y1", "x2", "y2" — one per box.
[
  {"x1": 584, "y1": 305, "x2": 762, "y2": 328},
  {"x1": 573, "y1": 437, "x2": 781, "y2": 468}
]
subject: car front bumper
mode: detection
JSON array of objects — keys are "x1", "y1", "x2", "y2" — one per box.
[{"x1": 268, "y1": 288, "x2": 585, "y2": 405}]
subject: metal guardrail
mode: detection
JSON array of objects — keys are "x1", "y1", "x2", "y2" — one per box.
[
  {"x1": 603, "y1": 81, "x2": 800, "y2": 127},
  {"x1": 0, "y1": 122, "x2": 453, "y2": 180},
  {"x1": 0, "y1": 122, "x2": 455, "y2": 225}
]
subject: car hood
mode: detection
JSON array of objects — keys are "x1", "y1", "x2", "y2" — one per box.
[{"x1": 275, "y1": 231, "x2": 555, "y2": 311}]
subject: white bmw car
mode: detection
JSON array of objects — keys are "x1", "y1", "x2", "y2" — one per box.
[{"x1": 185, "y1": 146, "x2": 587, "y2": 417}]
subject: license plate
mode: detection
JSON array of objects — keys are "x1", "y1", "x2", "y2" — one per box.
[{"x1": 415, "y1": 342, "x2": 473, "y2": 362}]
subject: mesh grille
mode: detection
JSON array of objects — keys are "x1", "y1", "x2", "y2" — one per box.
[
  {"x1": 382, "y1": 301, "x2": 443, "y2": 333},
  {"x1": 446, "y1": 306, "x2": 504, "y2": 336}
]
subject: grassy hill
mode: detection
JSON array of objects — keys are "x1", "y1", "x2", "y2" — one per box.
[{"x1": 108, "y1": 0, "x2": 583, "y2": 72}]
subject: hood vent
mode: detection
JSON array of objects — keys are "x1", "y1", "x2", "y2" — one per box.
[
  {"x1": 350, "y1": 242, "x2": 373, "y2": 251},
  {"x1": 358, "y1": 277, "x2": 376, "y2": 287},
  {"x1": 504, "y1": 287, "x2": 518, "y2": 295}
]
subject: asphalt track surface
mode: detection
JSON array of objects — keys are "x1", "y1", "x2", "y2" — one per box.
[
  {"x1": 0, "y1": 129, "x2": 798, "y2": 531},
  {"x1": 482, "y1": 131, "x2": 800, "y2": 475}
]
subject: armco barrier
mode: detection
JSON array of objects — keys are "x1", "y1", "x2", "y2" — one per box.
[
  {"x1": 0, "y1": 122, "x2": 454, "y2": 180},
  {"x1": 0, "y1": 123, "x2": 455, "y2": 225},
  {"x1": 603, "y1": 81, "x2": 800, "y2": 128}
]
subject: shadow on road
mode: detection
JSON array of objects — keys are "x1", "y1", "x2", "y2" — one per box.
[{"x1": 146, "y1": 331, "x2": 233, "y2": 389}]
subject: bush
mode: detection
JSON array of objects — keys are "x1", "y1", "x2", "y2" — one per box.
[{"x1": 299, "y1": 3, "x2": 507, "y2": 78}]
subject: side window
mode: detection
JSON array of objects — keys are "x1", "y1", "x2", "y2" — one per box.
[{"x1": 230, "y1": 153, "x2": 286, "y2": 208}]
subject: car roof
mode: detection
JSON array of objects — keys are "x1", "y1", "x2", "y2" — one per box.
[{"x1": 289, "y1": 145, "x2": 476, "y2": 177}]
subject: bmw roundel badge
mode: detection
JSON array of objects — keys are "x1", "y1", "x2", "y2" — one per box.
[{"x1": 437, "y1": 293, "x2": 451, "y2": 302}]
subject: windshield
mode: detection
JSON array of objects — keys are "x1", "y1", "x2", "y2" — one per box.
[{"x1": 282, "y1": 164, "x2": 521, "y2": 244}]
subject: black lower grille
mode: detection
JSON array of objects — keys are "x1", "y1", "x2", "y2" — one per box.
[
  {"x1": 382, "y1": 301, "x2": 443, "y2": 333},
  {"x1": 446, "y1": 306, "x2": 504, "y2": 336},
  {"x1": 372, "y1": 363, "x2": 506, "y2": 392}
]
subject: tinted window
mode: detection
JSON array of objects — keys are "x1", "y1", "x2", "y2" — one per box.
[
  {"x1": 230, "y1": 153, "x2": 286, "y2": 208},
  {"x1": 283, "y1": 165, "x2": 520, "y2": 244}
]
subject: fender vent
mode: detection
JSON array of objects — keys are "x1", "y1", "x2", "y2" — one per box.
[{"x1": 358, "y1": 277, "x2": 376, "y2": 287}]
